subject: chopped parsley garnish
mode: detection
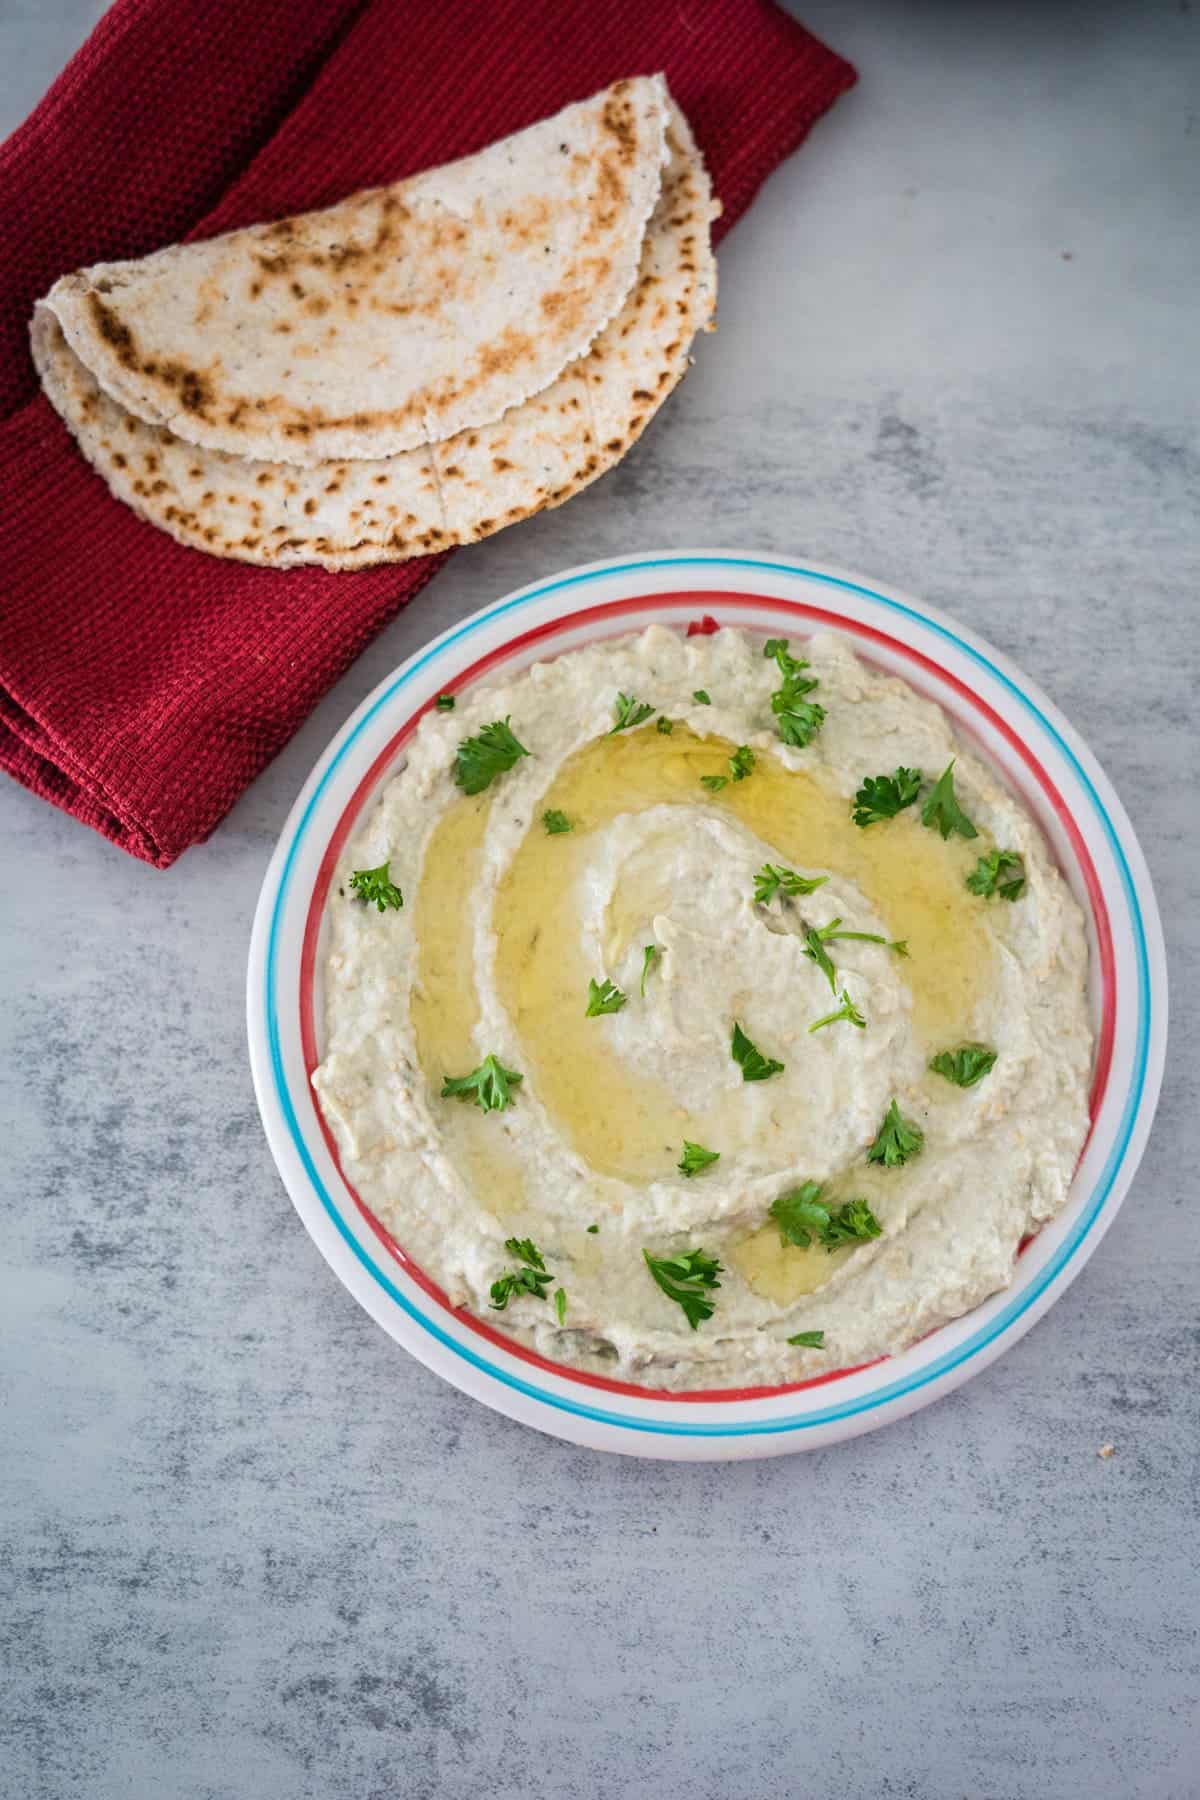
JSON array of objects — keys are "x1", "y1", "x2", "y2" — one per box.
[
  {"x1": 542, "y1": 809, "x2": 572, "y2": 835},
  {"x1": 489, "y1": 1236, "x2": 553, "y2": 1310},
  {"x1": 765, "y1": 637, "x2": 825, "y2": 748},
  {"x1": 348, "y1": 861, "x2": 403, "y2": 912},
  {"x1": 920, "y1": 760, "x2": 978, "y2": 841},
  {"x1": 773, "y1": 685, "x2": 825, "y2": 749},
  {"x1": 489, "y1": 1266, "x2": 548, "y2": 1309},
  {"x1": 808, "y1": 988, "x2": 867, "y2": 1033},
  {"x1": 731, "y1": 1021, "x2": 784, "y2": 1082},
  {"x1": 586, "y1": 977, "x2": 627, "y2": 1017},
  {"x1": 586, "y1": 1223, "x2": 599, "y2": 1234},
  {"x1": 852, "y1": 766, "x2": 922, "y2": 827},
  {"x1": 770, "y1": 1181, "x2": 881, "y2": 1251},
  {"x1": 640, "y1": 944, "x2": 659, "y2": 997},
  {"x1": 435, "y1": 694, "x2": 456, "y2": 711},
  {"x1": 787, "y1": 1329, "x2": 826, "y2": 1348},
  {"x1": 611, "y1": 693, "x2": 654, "y2": 733},
  {"x1": 678, "y1": 1140, "x2": 720, "y2": 1178},
  {"x1": 867, "y1": 1099, "x2": 925, "y2": 1167},
  {"x1": 769, "y1": 1180, "x2": 829, "y2": 1247},
  {"x1": 929, "y1": 1043, "x2": 998, "y2": 1087},
  {"x1": 763, "y1": 638, "x2": 808, "y2": 678},
  {"x1": 642, "y1": 1247, "x2": 722, "y2": 1330},
  {"x1": 656, "y1": 715, "x2": 674, "y2": 734},
  {"x1": 753, "y1": 863, "x2": 829, "y2": 905},
  {"x1": 693, "y1": 689, "x2": 711, "y2": 705},
  {"x1": 820, "y1": 1197, "x2": 883, "y2": 1247},
  {"x1": 454, "y1": 717, "x2": 529, "y2": 794},
  {"x1": 802, "y1": 926, "x2": 838, "y2": 994},
  {"x1": 700, "y1": 774, "x2": 728, "y2": 792},
  {"x1": 441, "y1": 1054, "x2": 523, "y2": 1113},
  {"x1": 729, "y1": 744, "x2": 755, "y2": 781},
  {"x1": 966, "y1": 849, "x2": 1027, "y2": 901},
  {"x1": 554, "y1": 1287, "x2": 567, "y2": 1325},
  {"x1": 811, "y1": 918, "x2": 909, "y2": 957}
]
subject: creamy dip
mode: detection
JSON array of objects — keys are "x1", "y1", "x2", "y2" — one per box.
[{"x1": 313, "y1": 626, "x2": 1093, "y2": 1389}]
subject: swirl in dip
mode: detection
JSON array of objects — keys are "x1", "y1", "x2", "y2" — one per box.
[{"x1": 313, "y1": 626, "x2": 1092, "y2": 1389}]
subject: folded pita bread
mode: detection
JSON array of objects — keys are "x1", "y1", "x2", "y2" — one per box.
[
  {"x1": 33, "y1": 107, "x2": 717, "y2": 569},
  {"x1": 36, "y1": 77, "x2": 668, "y2": 466}
]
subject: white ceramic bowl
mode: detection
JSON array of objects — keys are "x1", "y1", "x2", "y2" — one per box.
[{"x1": 247, "y1": 550, "x2": 1167, "y2": 1459}]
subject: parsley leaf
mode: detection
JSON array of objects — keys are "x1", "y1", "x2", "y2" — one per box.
[
  {"x1": 506, "y1": 1235, "x2": 546, "y2": 1271},
  {"x1": 802, "y1": 926, "x2": 839, "y2": 994},
  {"x1": 765, "y1": 638, "x2": 825, "y2": 747},
  {"x1": 700, "y1": 774, "x2": 728, "y2": 792},
  {"x1": 489, "y1": 1236, "x2": 553, "y2": 1310},
  {"x1": 611, "y1": 693, "x2": 654, "y2": 732},
  {"x1": 814, "y1": 921, "x2": 909, "y2": 957},
  {"x1": 851, "y1": 767, "x2": 922, "y2": 828},
  {"x1": 542, "y1": 809, "x2": 572, "y2": 835},
  {"x1": 454, "y1": 717, "x2": 530, "y2": 794},
  {"x1": 554, "y1": 1287, "x2": 567, "y2": 1325},
  {"x1": 763, "y1": 638, "x2": 809, "y2": 679},
  {"x1": 678, "y1": 1140, "x2": 720, "y2": 1178},
  {"x1": 731, "y1": 1021, "x2": 785, "y2": 1082},
  {"x1": 348, "y1": 861, "x2": 403, "y2": 912},
  {"x1": 772, "y1": 682, "x2": 825, "y2": 748},
  {"x1": 771, "y1": 1182, "x2": 881, "y2": 1250},
  {"x1": 586, "y1": 977, "x2": 627, "y2": 1017},
  {"x1": 820, "y1": 1197, "x2": 882, "y2": 1246},
  {"x1": 729, "y1": 744, "x2": 755, "y2": 781},
  {"x1": 808, "y1": 988, "x2": 867, "y2": 1033},
  {"x1": 640, "y1": 944, "x2": 659, "y2": 998},
  {"x1": 753, "y1": 863, "x2": 829, "y2": 905},
  {"x1": 867, "y1": 1099, "x2": 925, "y2": 1167},
  {"x1": 693, "y1": 688, "x2": 711, "y2": 705},
  {"x1": 770, "y1": 1180, "x2": 830, "y2": 1247},
  {"x1": 586, "y1": 1223, "x2": 599, "y2": 1234},
  {"x1": 489, "y1": 1267, "x2": 548, "y2": 1309},
  {"x1": 788, "y1": 1329, "x2": 826, "y2": 1348},
  {"x1": 656, "y1": 715, "x2": 674, "y2": 735},
  {"x1": 642, "y1": 1247, "x2": 722, "y2": 1330},
  {"x1": 441, "y1": 1055, "x2": 523, "y2": 1112},
  {"x1": 966, "y1": 849, "x2": 1026, "y2": 901},
  {"x1": 929, "y1": 1043, "x2": 998, "y2": 1087},
  {"x1": 921, "y1": 760, "x2": 978, "y2": 840},
  {"x1": 435, "y1": 694, "x2": 456, "y2": 711}
]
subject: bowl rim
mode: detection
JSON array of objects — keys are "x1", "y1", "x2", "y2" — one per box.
[{"x1": 247, "y1": 550, "x2": 1167, "y2": 1457}]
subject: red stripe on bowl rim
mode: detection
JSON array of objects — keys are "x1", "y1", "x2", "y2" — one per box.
[{"x1": 297, "y1": 591, "x2": 1117, "y2": 1403}]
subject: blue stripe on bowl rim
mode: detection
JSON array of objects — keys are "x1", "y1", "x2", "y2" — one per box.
[{"x1": 263, "y1": 555, "x2": 1151, "y2": 1438}]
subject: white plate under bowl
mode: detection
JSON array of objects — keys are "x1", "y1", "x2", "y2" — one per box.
[{"x1": 247, "y1": 550, "x2": 1167, "y2": 1460}]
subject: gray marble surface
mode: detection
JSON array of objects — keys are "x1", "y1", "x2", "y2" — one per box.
[{"x1": 3, "y1": 4, "x2": 1198, "y2": 1797}]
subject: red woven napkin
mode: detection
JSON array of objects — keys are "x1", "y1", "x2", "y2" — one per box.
[{"x1": 0, "y1": 0, "x2": 853, "y2": 866}]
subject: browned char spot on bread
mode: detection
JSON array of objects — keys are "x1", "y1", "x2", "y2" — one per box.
[
  {"x1": 85, "y1": 294, "x2": 215, "y2": 416},
  {"x1": 85, "y1": 293, "x2": 137, "y2": 367}
]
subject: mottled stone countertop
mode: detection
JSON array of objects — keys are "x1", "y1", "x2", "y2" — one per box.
[{"x1": 2, "y1": 4, "x2": 1197, "y2": 1797}]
